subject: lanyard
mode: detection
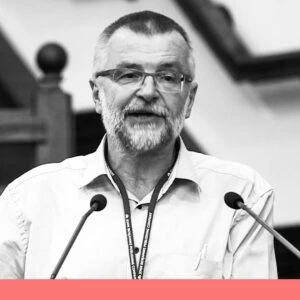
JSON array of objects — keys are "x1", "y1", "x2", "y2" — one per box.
[
  {"x1": 103, "y1": 139, "x2": 177, "y2": 279},
  {"x1": 108, "y1": 166, "x2": 171, "y2": 279},
  {"x1": 112, "y1": 170, "x2": 170, "y2": 279}
]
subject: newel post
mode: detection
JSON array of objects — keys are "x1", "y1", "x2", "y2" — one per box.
[{"x1": 35, "y1": 43, "x2": 74, "y2": 165}]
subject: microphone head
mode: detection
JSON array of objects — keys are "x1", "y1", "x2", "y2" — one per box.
[
  {"x1": 90, "y1": 194, "x2": 107, "y2": 211},
  {"x1": 224, "y1": 192, "x2": 244, "y2": 209}
]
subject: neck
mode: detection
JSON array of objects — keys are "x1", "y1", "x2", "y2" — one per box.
[{"x1": 106, "y1": 136, "x2": 178, "y2": 200}]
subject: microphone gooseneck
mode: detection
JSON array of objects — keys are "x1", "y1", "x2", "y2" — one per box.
[
  {"x1": 50, "y1": 194, "x2": 107, "y2": 279},
  {"x1": 224, "y1": 192, "x2": 300, "y2": 260}
]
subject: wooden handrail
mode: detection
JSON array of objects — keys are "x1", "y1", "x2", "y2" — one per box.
[
  {"x1": 0, "y1": 109, "x2": 46, "y2": 143},
  {"x1": 0, "y1": 42, "x2": 74, "y2": 191},
  {"x1": 0, "y1": 29, "x2": 38, "y2": 107},
  {"x1": 175, "y1": 0, "x2": 300, "y2": 81}
]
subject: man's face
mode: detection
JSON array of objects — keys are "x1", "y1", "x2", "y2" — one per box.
[{"x1": 92, "y1": 28, "x2": 197, "y2": 154}]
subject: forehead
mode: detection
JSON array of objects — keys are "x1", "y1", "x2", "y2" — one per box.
[{"x1": 102, "y1": 28, "x2": 191, "y2": 71}]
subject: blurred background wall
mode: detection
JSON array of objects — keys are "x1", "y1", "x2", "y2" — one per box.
[{"x1": 0, "y1": 0, "x2": 300, "y2": 277}]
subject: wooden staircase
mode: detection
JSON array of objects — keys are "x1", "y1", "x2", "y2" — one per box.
[{"x1": 0, "y1": 43, "x2": 74, "y2": 193}]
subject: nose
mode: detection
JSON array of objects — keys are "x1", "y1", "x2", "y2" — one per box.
[{"x1": 135, "y1": 75, "x2": 158, "y2": 102}]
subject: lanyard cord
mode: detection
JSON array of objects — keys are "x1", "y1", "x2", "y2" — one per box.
[
  {"x1": 104, "y1": 139, "x2": 176, "y2": 279},
  {"x1": 110, "y1": 169, "x2": 171, "y2": 279},
  {"x1": 111, "y1": 170, "x2": 171, "y2": 279},
  {"x1": 111, "y1": 173, "x2": 138, "y2": 279},
  {"x1": 137, "y1": 171, "x2": 170, "y2": 279}
]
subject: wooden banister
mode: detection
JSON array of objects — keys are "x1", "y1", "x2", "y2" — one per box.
[
  {"x1": 0, "y1": 30, "x2": 38, "y2": 107},
  {"x1": 0, "y1": 109, "x2": 46, "y2": 143},
  {"x1": 34, "y1": 43, "x2": 74, "y2": 165},
  {"x1": 0, "y1": 42, "x2": 74, "y2": 193}
]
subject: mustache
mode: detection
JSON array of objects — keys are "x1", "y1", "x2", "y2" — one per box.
[{"x1": 123, "y1": 103, "x2": 169, "y2": 117}]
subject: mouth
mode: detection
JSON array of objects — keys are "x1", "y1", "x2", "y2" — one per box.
[
  {"x1": 126, "y1": 109, "x2": 163, "y2": 117},
  {"x1": 125, "y1": 110, "x2": 165, "y2": 123}
]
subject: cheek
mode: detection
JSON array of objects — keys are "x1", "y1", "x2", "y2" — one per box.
[
  {"x1": 165, "y1": 96, "x2": 188, "y2": 117},
  {"x1": 102, "y1": 84, "x2": 134, "y2": 110}
]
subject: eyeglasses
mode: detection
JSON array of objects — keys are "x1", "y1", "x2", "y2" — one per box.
[{"x1": 95, "y1": 68, "x2": 193, "y2": 93}]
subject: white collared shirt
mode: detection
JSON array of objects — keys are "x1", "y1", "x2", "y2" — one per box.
[{"x1": 0, "y1": 137, "x2": 277, "y2": 278}]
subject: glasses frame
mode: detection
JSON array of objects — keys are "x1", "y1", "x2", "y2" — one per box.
[{"x1": 95, "y1": 68, "x2": 193, "y2": 94}]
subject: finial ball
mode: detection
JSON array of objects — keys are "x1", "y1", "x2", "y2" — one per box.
[{"x1": 36, "y1": 43, "x2": 67, "y2": 75}]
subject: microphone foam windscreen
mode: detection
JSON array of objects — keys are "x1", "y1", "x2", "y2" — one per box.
[
  {"x1": 90, "y1": 194, "x2": 107, "y2": 211},
  {"x1": 224, "y1": 192, "x2": 244, "y2": 209}
]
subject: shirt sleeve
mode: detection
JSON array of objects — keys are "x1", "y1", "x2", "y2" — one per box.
[
  {"x1": 225, "y1": 189, "x2": 278, "y2": 279},
  {"x1": 0, "y1": 187, "x2": 27, "y2": 278}
]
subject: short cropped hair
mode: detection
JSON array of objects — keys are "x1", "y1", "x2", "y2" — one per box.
[
  {"x1": 92, "y1": 11, "x2": 195, "y2": 79},
  {"x1": 102, "y1": 10, "x2": 192, "y2": 48}
]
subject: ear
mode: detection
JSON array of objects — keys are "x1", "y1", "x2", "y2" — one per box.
[
  {"x1": 185, "y1": 81, "x2": 198, "y2": 119},
  {"x1": 89, "y1": 79, "x2": 102, "y2": 115}
]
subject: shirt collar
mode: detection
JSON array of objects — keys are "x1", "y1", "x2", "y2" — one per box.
[
  {"x1": 79, "y1": 135, "x2": 201, "y2": 191},
  {"x1": 79, "y1": 135, "x2": 110, "y2": 188},
  {"x1": 169, "y1": 137, "x2": 201, "y2": 190}
]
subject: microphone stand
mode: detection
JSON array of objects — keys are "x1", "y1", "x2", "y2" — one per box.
[
  {"x1": 237, "y1": 201, "x2": 300, "y2": 260},
  {"x1": 50, "y1": 205, "x2": 98, "y2": 279},
  {"x1": 50, "y1": 195, "x2": 107, "y2": 279}
]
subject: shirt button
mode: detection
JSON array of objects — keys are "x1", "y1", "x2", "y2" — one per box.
[
  {"x1": 137, "y1": 205, "x2": 143, "y2": 210},
  {"x1": 134, "y1": 247, "x2": 139, "y2": 254}
]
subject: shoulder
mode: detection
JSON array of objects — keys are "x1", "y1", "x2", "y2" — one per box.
[
  {"x1": 189, "y1": 151, "x2": 258, "y2": 180},
  {"x1": 188, "y1": 150, "x2": 273, "y2": 196},
  {"x1": 5, "y1": 154, "x2": 92, "y2": 192}
]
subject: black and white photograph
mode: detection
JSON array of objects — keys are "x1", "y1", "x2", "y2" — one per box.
[{"x1": 0, "y1": 0, "x2": 300, "y2": 280}]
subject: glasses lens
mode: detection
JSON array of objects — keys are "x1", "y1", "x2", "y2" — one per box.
[
  {"x1": 155, "y1": 71, "x2": 182, "y2": 93},
  {"x1": 113, "y1": 69, "x2": 143, "y2": 85},
  {"x1": 110, "y1": 68, "x2": 184, "y2": 93}
]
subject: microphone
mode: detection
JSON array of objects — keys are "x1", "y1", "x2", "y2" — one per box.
[
  {"x1": 50, "y1": 194, "x2": 107, "y2": 279},
  {"x1": 224, "y1": 192, "x2": 300, "y2": 259},
  {"x1": 90, "y1": 194, "x2": 107, "y2": 211}
]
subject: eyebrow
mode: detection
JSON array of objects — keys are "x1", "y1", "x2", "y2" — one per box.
[
  {"x1": 115, "y1": 61, "x2": 184, "y2": 72},
  {"x1": 113, "y1": 60, "x2": 190, "y2": 77},
  {"x1": 157, "y1": 62, "x2": 182, "y2": 70},
  {"x1": 115, "y1": 62, "x2": 143, "y2": 69}
]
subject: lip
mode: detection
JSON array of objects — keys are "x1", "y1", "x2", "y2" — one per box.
[
  {"x1": 126, "y1": 110, "x2": 163, "y2": 117},
  {"x1": 125, "y1": 111, "x2": 164, "y2": 123},
  {"x1": 126, "y1": 109, "x2": 162, "y2": 115}
]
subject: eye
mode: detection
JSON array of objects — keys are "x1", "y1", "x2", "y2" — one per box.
[
  {"x1": 114, "y1": 69, "x2": 142, "y2": 83},
  {"x1": 157, "y1": 71, "x2": 180, "y2": 84}
]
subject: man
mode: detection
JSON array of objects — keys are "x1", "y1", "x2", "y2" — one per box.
[{"x1": 0, "y1": 11, "x2": 277, "y2": 279}]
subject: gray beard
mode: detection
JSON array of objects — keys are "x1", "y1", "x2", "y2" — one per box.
[
  {"x1": 99, "y1": 89, "x2": 186, "y2": 154},
  {"x1": 116, "y1": 120, "x2": 174, "y2": 154}
]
